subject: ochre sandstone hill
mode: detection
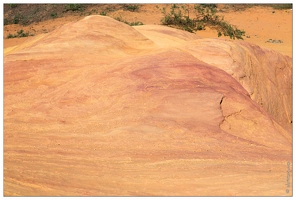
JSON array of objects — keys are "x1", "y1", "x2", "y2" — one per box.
[{"x1": 4, "y1": 15, "x2": 292, "y2": 196}]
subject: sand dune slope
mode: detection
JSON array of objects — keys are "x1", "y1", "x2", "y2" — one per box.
[{"x1": 4, "y1": 15, "x2": 292, "y2": 196}]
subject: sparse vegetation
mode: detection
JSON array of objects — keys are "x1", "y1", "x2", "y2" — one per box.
[
  {"x1": 128, "y1": 21, "x2": 144, "y2": 26},
  {"x1": 11, "y1": 12, "x2": 32, "y2": 25},
  {"x1": 91, "y1": 9, "x2": 98, "y2": 14},
  {"x1": 4, "y1": 18, "x2": 9, "y2": 25},
  {"x1": 114, "y1": 16, "x2": 124, "y2": 22},
  {"x1": 161, "y1": 4, "x2": 245, "y2": 39},
  {"x1": 3, "y1": 4, "x2": 292, "y2": 27},
  {"x1": 9, "y1": 4, "x2": 17, "y2": 8},
  {"x1": 13, "y1": 14, "x2": 21, "y2": 24},
  {"x1": 64, "y1": 4, "x2": 85, "y2": 12},
  {"x1": 50, "y1": 12, "x2": 58, "y2": 18},
  {"x1": 6, "y1": 29, "x2": 34, "y2": 39},
  {"x1": 20, "y1": 16, "x2": 30, "y2": 26},
  {"x1": 105, "y1": 6, "x2": 116, "y2": 12},
  {"x1": 122, "y1": 4, "x2": 140, "y2": 12},
  {"x1": 7, "y1": 33, "x2": 14, "y2": 39},
  {"x1": 3, "y1": 3, "x2": 289, "y2": 39},
  {"x1": 265, "y1": 4, "x2": 292, "y2": 10},
  {"x1": 114, "y1": 16, "x2": 144, "y2": 26},
  {"x1": 4, "y1": 4, "x2": 90, "y2": 26},
  {"x1": 100, "y1": 11, "x2": 107, "y2": 16},
  {"x1": 12, "y1": 14, "x2": 28, "y2": 25},
  {"x1": 222, "y1": 4, "x2": 293, "y2": 11}
]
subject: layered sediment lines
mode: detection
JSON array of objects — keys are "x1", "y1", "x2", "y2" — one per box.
[{"x1": 4, "y1": 16, "x2": 292, "y2": 196}]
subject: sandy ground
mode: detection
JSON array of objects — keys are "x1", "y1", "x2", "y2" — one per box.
[{"x1": 4, "y1": 5, "x2": 292, "y2": 57}]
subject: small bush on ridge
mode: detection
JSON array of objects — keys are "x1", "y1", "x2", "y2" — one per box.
[{"x1": 161, "y1": 4, "x2": 245, "y2": 40}]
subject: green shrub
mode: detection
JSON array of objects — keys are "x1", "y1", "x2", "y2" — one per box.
[
  {"x1": 114, "y1": 16, "x2": 144, "y2": 26},
  {"x1": 4, "y1": 18, "x2": 9, "y2": 25},
  {"x1": 161, "y1": 4, "x2": 245, "y2": 40},
  {"x1": 122, "y1": 4, "x2": 140, "y2": 12},
  {"x1": 216, "y1": 21, "x2": 245, "y2": 40},
  {"x1": 100, "y1": 11, "x2": 107, "y2": 16},
  {"x1": 7, "y1": 33, "x2": 15, "y2": 39},
  {"x1": 13, "y1": 14, "x2": 21, "y2": 24},
  {"x1": 129, "y1": 21, "x2": 144, "y2": 26},
  {"x1": 11, "y1": 14, "x2": 29, "y2": 25},
  {"x1": 6, "y1": 30, "x2": 33, "y2": 39},
  {"x1": 172, "y1": 4, "x2": 179, "y2": 9},
  {"x1": 18, "y1": 30, "x2": 26, "y2": 37},
  {"x1": 105, "y1": 6, "x2": 116, "y2": 12},
  {"x1": 64, "y1": 4, "x2": 85, "y2": 12},
  {"x1": 114, "y1": 16, "x2": 124, "y2": 22},
  {"x1": 9, "y1": 4, "x2": 17, "y2": 8},
  {"x1": 161, "y1": 4, "x2": 196, "y2": 33},
  {"x1": 50, "y1": 13, "x2": 58, "y2": 18},
  {"x1": 20, "y1": 16, "x2": 30, "y2": 26}
]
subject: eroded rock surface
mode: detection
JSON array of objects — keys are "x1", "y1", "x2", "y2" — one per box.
[{"x1": 4, "y1": 16, "x2": 292, "y2": 196}]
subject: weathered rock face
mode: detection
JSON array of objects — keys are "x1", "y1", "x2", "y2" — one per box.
[
  {"x1": 4, "y1": 16, "x2": 292, "y2": 196},
  {"x1": 183, "y1": 38, "x2": 292, "y2": 131}
]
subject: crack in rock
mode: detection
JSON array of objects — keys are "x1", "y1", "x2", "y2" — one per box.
[{"x1": 219, "y1": 95, "x2": 242, "y2": 130}]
